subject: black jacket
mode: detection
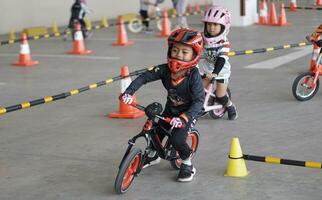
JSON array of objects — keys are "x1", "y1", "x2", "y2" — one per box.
[{"x1": 125, "y1": 64, "x2": 205, "y2": 121}]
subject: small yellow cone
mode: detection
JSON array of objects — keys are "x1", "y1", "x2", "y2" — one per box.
[
  {"x1": 52, "y1": 21, "x2": 60, "y2": 37},
  {"x1": 52, "y1": 22, "x2": 59, "y2": 33},
  {"x1": 85, "y1": 17, "x2": 92, "y2": 31},
  {"x1": 9, "y1": 30, "x2": 16, "y2": 41},
  {"x1": 101, "y1": 16, "x2": 109, "y2": 28},
  {"x1": 225, "y1": 137, "x2": 248, "y2": 177}
]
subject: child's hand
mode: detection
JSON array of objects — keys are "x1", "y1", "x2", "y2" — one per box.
[
  {"x1": 120, "y1": 93, "x2": 133, "y2": 104},
  {"x1": 306, "y1": 34, "x2": 313, "y2": 42},
  {"x1": 206, "y1": 73, "x2": 217, "y2": 80},
  {"x1": 170, "y1": 117, "x2": 185, "y2": 128}
]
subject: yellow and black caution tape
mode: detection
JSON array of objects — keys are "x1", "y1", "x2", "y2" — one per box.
[
  {"x1": 284, "y1": 6, "x2": 322, "y2": 10},
  {"x1": 0, "y1": 68, "x2": 151, "y2": 116},
  {"x1": 227, "y1": 41, "x2": 312, "y2": 57},
  {"x1": 243, "y1": 154, "x2": 322, "y2": 169},
  {"x1": 0, "y1": 10, "x2": 203, "y2": 46},
  {"x1": 0, "y1": 40, "x2": 313, "y2": 116}
]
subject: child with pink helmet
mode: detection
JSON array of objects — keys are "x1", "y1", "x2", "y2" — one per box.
[{"x1": 198, "y1": 5, "x2": 238, "y2": 120}]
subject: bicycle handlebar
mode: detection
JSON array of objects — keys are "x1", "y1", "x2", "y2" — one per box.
[
  {"x1": 129, "y1": 102, "x2": 171, "y2": 122},
  {"x1": 129, "y1": 102, "x2": 184, "y2": 128}
]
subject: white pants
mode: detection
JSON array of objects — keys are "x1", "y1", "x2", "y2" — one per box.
[{"x1": 176, "y1": 0, "x2": 188, "y2": 28}]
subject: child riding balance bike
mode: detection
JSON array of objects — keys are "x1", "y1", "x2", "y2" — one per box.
[
  {"x1": 198, "y1": 5, "x2": 237, "y2": 120},
  {"x1": 292, "y1": 24, "x2": 322, "y2": 101},
  {"x1": 115, "y1": 28, "x2": 205, "y2": 193}
]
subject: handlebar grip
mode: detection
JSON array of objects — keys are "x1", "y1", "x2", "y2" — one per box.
[{"x1": 164, "y1": 117, "x2": 171, "y2": 123}]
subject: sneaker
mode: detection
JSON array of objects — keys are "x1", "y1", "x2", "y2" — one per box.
[
  {"x1": 143, "y1": 152, "x2": 161, "y2": 169},
  {"x1": 226, "y1": 104, "x2": 238, "y2": 120},
  {"x1": 177, "y1": 164, "x2": 196, "y2": 182}
]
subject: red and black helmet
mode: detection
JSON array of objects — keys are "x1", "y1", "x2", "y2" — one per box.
[{"x1": 167, "y1": 28, "x2": 203, "y2": 73}]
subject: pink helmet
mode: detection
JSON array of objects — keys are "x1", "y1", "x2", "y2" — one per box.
[{"x1": 202, "y1": 5, "x2": 231, "y2": 44}]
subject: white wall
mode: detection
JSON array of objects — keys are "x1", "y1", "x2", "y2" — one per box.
[{"x1": 0, "y1": 0, "x2": 258, "y2": 34}]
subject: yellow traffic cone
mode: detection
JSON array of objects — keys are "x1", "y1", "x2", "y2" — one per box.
[
  {"x1": 9, "y1": 30, "x2": 16, "y2": 42},
  {"x1": 101, "y1": 16, "x2": 109, "y2": 28},
  {"x1": 52, "y1": 21, "x2": 60, "y2": 36},
  {"x1": 225, "y1": 137, "x2": 248, "y2": 177},
  {"x1": 85, "y1": 17, "x2": 92, "y2": 31}
]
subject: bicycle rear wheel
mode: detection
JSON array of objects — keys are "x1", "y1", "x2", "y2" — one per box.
[
  {"x1": 170, "y1": 130, "x2": 200, "y2": 170},
  {"x1": 292, "y1": 72, "x2": 319, "y2": 101},
  {"x1": 128, "y1": 18, "x2": 143, "y2": 33},
  {"x1": 208, "y1": 88, "x2": 231, "y2": 119},
  {"x1": 114, "y1": 147, "x2": 142, "y2": 194}
]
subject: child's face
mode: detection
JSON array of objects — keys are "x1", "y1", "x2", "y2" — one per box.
[
  {"x1": 170, "y1": 43, "x2": 194, "y2": 62},
  {"x1": 206, "y1": 22, "x2": 222, "y2": 37}
]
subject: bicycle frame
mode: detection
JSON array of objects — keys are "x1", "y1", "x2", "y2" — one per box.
[
  {"x1": 305, "y1": 52, "x2": 322, "y2": 89},
  {"x1": 118, "y1": 111, "x2": 178, "y2": 175},
  {"x1": 203, "y1": 78, "x2": 224, "y2": 112}
]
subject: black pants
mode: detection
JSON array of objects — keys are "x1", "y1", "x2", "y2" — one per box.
[
  {"x1": 68, "y1": 18, "x2": 87, "y2": 38},
  {"x1": 139, "y1": 10, "x2": 149, "y2": 28},
  {"x1": 155, "y1": 108, "x2": 194, "y2": 160}
]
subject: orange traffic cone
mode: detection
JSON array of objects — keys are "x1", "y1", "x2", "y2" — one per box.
[
  {"x1": 289, "y1": 0, "x2": 297, "y2": 11},
  {"x1": 315, "y1": 0, "x2": 322, "y2": 6},
  {"x1": 187, "y1": 4, "x2": 193, "y2": 15},
  {"x1": 112, "y1": 16, "x2": 134, "y2": 46},
  {"x1": 108, "y1": 65, "x2": 145, "y2": 119},
  {"x1": 160, "y1": 8, "x2": 171, "y2": 37},
  {"x1": 268, "y1": 1, "x2": 278, "y2": 26},
  {"x1": 67, "y1": 23, "x2": 91, "y2": 55},
  {"x1": 278, "y1": 3, "x2": 290, "y2": 26},
  {"x1": 194, "y1": 3, "x2": 201, "y2": 14},
  {"x1": 12, "y1": 32, "x2": 39, "y2": 67},
  {"x1": 205, "y1": 1, "x2": 209, "y2": 12},
  {"x1": 257, "y1": 0, "x2": 268, "y2": 25}
]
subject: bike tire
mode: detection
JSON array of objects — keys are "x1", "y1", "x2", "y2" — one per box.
[
  {"x1": 170, "y1": 130, "x2": 200, "y2": 170},
  {"x1": 128, "y1": 18, "x2": 143, "y2": 33},
  {"x1": 292, "y1": 72, "x2": 320, "y2": 101},
  {"x1": 208, "y1": 88, "x2": 231, "y2": 119},
  {"x1": 114, "y1": 147, "x2": 142, "y2": 194}
]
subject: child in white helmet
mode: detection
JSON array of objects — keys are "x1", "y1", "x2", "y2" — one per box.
[{"x1": 198, "y1": 5, "x2": 238, "y2": 120}]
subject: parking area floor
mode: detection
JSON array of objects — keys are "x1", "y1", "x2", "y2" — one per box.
[{"x1": 0, "y1": 4, "x2": 322, "y2": 200}]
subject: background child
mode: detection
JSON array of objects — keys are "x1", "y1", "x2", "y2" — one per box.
[
  {"x1": 175, "y1": 0, "x2": 189, "y2": 28},
  {"x1": 198, "y1": 5, "x2": 238, "y2": 120},
  {"x1": 306, "y1": 24, "x2": 322, "y2": 64},
  {"x1": 139, "y1": 0, "x2": 157, "y2": 32},
  {"x1": 120, "y1": 28, "x2": 204, "y2": 182},
  {"x1": 67, "y1": 0, "x2": 91, "y2": 38}
]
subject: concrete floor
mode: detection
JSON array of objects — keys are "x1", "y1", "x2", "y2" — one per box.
[{"x1": 0, "y1": 3, "x2": 322, "y2": 200}]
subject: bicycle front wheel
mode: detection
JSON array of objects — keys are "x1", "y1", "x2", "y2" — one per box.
[
  {"x1": 292, "y1": 72, "x2": 319, "y2": 101},
  {"x1": 114, "y1": 147, "x2": 142, "y2": 194},
  {"x1": 170, "y1": 130, "x2": 200, "y2": 170}
]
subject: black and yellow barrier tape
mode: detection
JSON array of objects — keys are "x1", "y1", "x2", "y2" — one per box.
[
  {"x1": 284, "y1": 6, "x2": 322, "y2": 10},
  {"x1": 0, "y1": 10, "x2": 203, "y2": 46},
  {"x1": 0, "y1": 39, "x2": 313, "y2": 115},
  {"x1": 227, "y1": 41, "x2": 312, "y2": 57},
  {"x1": 0, "y1": 68, "x2": 150, "y2": 116},
  {"x1": 243, "y1": 154, "x2": 322, "y2": 169}
]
